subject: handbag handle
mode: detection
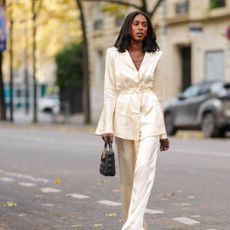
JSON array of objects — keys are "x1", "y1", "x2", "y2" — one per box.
[{"x1": 104, "y1": 140, "x2": 112, "y2": 151}]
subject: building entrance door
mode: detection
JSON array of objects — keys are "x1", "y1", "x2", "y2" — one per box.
[{"x1": 180, "y1": 46, "x2": 191, "y2": 91}]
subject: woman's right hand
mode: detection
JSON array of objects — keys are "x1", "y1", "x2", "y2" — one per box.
[{"x1": 101, "y1": 133, "x2": 113, "y2": 143}]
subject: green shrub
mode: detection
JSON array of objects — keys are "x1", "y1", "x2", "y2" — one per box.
[{"x1": 55, "y1": 43, "x2": 83, "y2": 90}]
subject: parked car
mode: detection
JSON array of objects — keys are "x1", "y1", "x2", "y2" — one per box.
[
  {"x1": 164, "y1": 81, "x2": 230, "y2": 137},
  {"x1": 38, "y1": 95, "x2": 60, "y2": 114}
]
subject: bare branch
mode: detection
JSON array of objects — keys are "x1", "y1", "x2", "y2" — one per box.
[
  {"x1": 150, "y1": 0, "x2": 164, "y2": 18},
  {"x1": 83, "y1": 0, "x2": 142, "y2": 11}
]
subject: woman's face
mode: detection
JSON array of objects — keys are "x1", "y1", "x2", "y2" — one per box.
[{"x1": 130, "y1": 14, "x2": 148, "y2": 42}]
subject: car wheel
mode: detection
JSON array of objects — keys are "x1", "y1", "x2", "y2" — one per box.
[
  {"x1": 165, "y1": 113, "x2": 177, "y2": 136},
  {"x1": 201, "y1": 112, "x2": 226, "y2": 138}
]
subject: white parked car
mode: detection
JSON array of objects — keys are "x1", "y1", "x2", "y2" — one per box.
[{"x1": 38, "y1": 95, "x2": 60, "y2": 114}]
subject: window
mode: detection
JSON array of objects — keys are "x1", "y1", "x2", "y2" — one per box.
[
  {"x1": 209, "y1": 0, "x2": 226, "y2": 9},
  {"x1": 183, "y1": 85, "x2": 199, "y2": 98},
  {"x1": 16, "y1": 88, "x2": 22, "y2": 98},
  {"x1": 198, "y1": 84, "x2": 211, "y2": 96},
  {"x1": 93, "y1": 4, "x2": 103, "y2": 31},
  {"x1": 93, "y1": 19, "x2": 103, "y2": 30},
  {"x1": 175, "y1": 0, "x2": 189, "y2": 15}
]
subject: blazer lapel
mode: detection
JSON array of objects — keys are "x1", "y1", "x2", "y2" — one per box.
[
  {"x1": 120, "y1": 50, "x2": 137, "y2": 71},
  {"x1": 139, "y1": 52, "x2": 152, "y2": 74}
]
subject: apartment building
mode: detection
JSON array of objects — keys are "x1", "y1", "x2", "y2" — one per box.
[{"x1": 83, "y1": 0, "x2": 230, "y2": 123}]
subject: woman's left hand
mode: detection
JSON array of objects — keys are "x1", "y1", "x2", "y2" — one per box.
[{"x1": 160, "y1": 138, "x2": 169, "y2": 151}]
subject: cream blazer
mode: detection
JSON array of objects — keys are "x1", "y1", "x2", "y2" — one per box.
[{"x1": 95, "y1": 47, "x2": 167, "y2": 140}]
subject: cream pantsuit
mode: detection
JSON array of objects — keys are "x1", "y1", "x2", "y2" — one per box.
[
  {"x1": 95, "y1": 47, "x2": 167, "y2": 229},
  {"x1": 116, "y1": 135, "x2": 159, "y2": 230}
]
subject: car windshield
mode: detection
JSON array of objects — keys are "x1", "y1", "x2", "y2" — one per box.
[{"x1": 183, "y1": 85, "x2": 200, "y2": 98}]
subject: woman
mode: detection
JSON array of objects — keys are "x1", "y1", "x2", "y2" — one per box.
[{"x1": 95, "y1": 11, "x2": 169, "y2": 230}]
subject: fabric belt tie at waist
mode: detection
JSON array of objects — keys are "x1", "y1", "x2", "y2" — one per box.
[
  {"x1": 117, "y1": 88, "x2": 153, "y2": 112},
  {"x1": 118, "y1": 88, "x2": 153, "y2": 95}
]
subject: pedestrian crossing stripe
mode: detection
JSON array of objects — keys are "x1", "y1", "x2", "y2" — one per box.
[
  {"x1": 66, "y1": 193, "x2": 90, "y2": 199},
  {"x1": 97, "y1": 200, "x2": 121, "y2": 206},
  {"x1": 145, "y1": 209, "x2": 164, "y2": 214},
  {"x1": 172, "y1": 217, "x2": 200, "y2": 225}
]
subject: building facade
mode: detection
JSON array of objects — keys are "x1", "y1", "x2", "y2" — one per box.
[{"x1": 83, "y1": 0, "x2": 230, "y2": 123}]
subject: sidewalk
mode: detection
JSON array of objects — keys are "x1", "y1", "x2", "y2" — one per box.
[
  {"x1": 1, "y1": 110, "x2": 229, "y2": 139},
  {"x1": 0, "y1": 110, "x2": 96, "y2": 134}
]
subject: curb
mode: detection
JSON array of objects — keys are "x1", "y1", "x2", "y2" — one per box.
[
  {"x1": 0, "y1": 121, "x2": 96, "y2": 134},
  {"x1": 175, "y1": 130, "x2": 204, "y2": 140}
]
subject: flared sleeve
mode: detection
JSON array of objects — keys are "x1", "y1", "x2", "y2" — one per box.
[
  {"x1": 95, "y1": 48, "x2": 117, "y2": 135},
  {"x1": 153, "y1": 52, "x2": 168, "y2": 140}
]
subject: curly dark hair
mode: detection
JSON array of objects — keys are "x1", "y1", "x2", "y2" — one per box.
[{"x1": 114, "y1": 11, "x2": 160, "y2": 53}]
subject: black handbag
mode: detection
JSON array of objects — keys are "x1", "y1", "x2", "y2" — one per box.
[{"x1": 100, "y1": 141, "x2": 116, "y2": 176}]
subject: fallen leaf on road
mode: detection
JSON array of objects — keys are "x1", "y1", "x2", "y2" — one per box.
[
  {"x1": 93, "y1": 223, "x2": 103, "y2": 228},
  {"x1": 105, "y1": 213, "x2": 117, "y2": 217},
  {"x1": 6, "y1": 202, "x2": 17, "y2": 207},
  {"x1": 54, "y1": 179, "x2": 62, "y2": 184},
  {"x1": 71, "y1": 224, "x2": 83, "y2": 228}
]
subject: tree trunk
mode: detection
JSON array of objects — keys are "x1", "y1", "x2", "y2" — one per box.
[
  {"x1": 75, "y1": 0, "x2": 91, "y2": 124},
  {"x1": 0, "y1": 52, "x2": 6, "y2": 121},
  {"x1": 9, "y1": 3, "x2": 14, "y2": 122},
  {"x1": 0, "y1": 0, "x2": 7, "y2": 121},
  {"x1": 32, "y1": 0, "x2": 38, "y2": 123}
]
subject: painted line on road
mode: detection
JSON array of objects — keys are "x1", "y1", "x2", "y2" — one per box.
[
  {"x1": 18, "y1": 182, "x2": 36, "y2": 187},
  {"x1": 172, "y1": 217, "x2": 200, "y2": 225},
  {"x1": 42, "y1": 203, "x2": 56, "y2": 207},
  {"x1": 0, "y1": 177, "x2": 15, "y2": 182},
  {"x1": 145, "y1": 209, "x2": 164, "y2": 214},
  {"x1": 66, "y1": 193, "x2": 90, "y2": 199},
  {"x1": 40, "y1": 188, "x2": 61, "y2": 193},
  {"x1": 171, "y1": 149, "x2": 230, "y2": 158},
  {"x1": 97, "y1": 200, "x2": 121, "y2": 207},
  {"x1": 5, "y1": 172, "x2": 49, "y2": 183},
  {"x1": 7, "y1": 135, "x2": 101, "y2": 148}
]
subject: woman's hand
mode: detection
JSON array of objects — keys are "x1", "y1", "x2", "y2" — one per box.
[
  {"x1": 101, "y1": 133, "x2": 113, "y2": 143},
  {"x1": 160, "y1": 138, "x2": 169, "y2": 151}
]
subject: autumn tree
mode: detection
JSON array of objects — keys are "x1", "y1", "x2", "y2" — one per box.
[{"x1": 1, "y1": 0, "x2": 80, "y2": 122}]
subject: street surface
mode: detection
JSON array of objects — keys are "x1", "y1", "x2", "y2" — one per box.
[{"x1": 0, "y1": 125, "x2": 229, "y2": 230}]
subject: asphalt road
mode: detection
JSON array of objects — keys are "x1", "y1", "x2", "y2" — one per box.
[{"x1": 0, "y1": 126, "x2": 229, "y2": 230}]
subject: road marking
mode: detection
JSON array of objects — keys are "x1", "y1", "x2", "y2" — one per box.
[
  {"x1": 145, "y1": 209, "x2": 164, "y2": 214},
  {"x1": 97, "y1": 200, "x2": 121, "y2": 206},
  {"x1": 18, "y1": 182, "x2": 36, "y2": 187},
  {"x1": 188, "y1": 196, "x2": 195, "y2": 199},
  {"x1": 66, "y1": 193, "x2": 90, "y2": 199},
  {"x1": 172, "y1": 149, "x2": 230, "y2": 158},
  {"x1": 172, "y1": 217, "x2": 200, "y2": 225},
  {"x1": 5, "y1": 172, "x2": 49, "y2": 183},
  {"x1": 42, "y1": 203, "x2": 55, "y2": 207},
  {"x1": 180, "y1": 203, "x2": 191, "y2": 206},
  {"x1": 0, "y1": 177, "x2": 15, "y2": 182},
  {"x1": 40, "y1": 188, "x2": 61, "y2": 193}
]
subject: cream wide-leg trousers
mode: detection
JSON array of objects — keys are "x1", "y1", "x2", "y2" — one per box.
[{"x1": 115, "y1": 135, "x2": 160, "y2": 230}]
